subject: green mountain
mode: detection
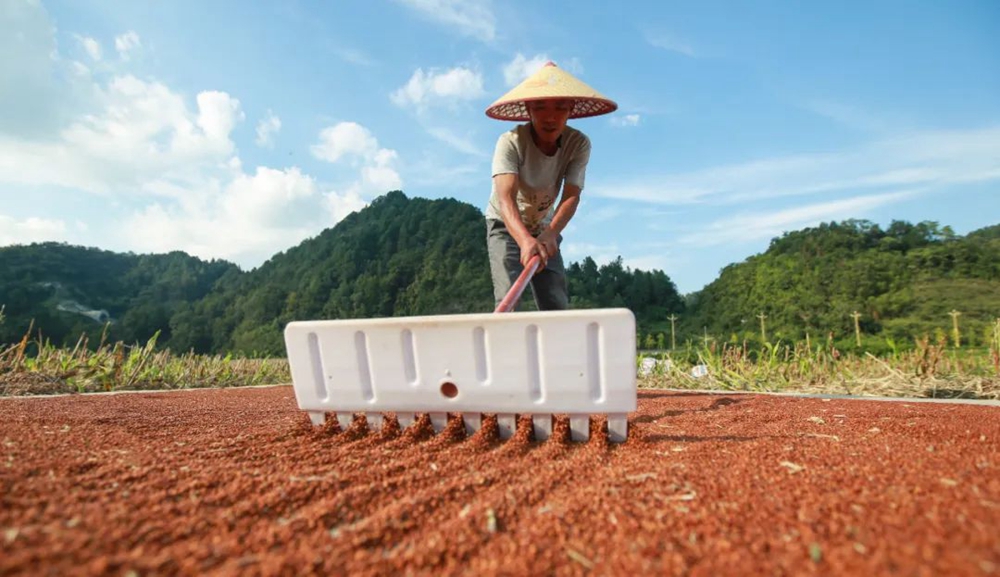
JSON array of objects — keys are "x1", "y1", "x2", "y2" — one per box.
[
  {"x1": 2, "y1": 192, "x2": 995, "y2": 355},
  {"x1": 0, "y1": 191, "x2": 684, "y2": 354},
  {"x1": 0, "y1": 243, "x2": 238, "y2": 348},
  {"x1": 683, "y1": 219, "x2": 1000, "y2": 348}
]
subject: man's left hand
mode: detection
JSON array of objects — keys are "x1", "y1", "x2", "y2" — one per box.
[{"x1": 536, "y1": 229, "x2": 559, "y2": 258}]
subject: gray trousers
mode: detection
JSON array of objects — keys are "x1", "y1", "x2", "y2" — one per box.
[{"x1": 486, "y1": 218, "x2": 568, "y2": 311}]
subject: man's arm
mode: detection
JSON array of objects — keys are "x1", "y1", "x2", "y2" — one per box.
[
  {"x1": 536, "y1": 183, "x2": 581, "y2": 257},
  {"x1": 495, "y1": 173, "x2": 550, "y2": 267},
  {"x1": 546, "y1": 183, "x2": 582, "y2": 235}
]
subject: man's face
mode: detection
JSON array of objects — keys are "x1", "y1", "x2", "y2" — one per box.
[{"x1": 526, "y1": 99, "x2": 573, "y2": 145}]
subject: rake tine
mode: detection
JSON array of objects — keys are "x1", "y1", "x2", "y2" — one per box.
[
  {"x1": 462, "y1": 413, "x2": 481, "y2": 436},
  {"x1": 308, "y1": 411, "x2": 326, "y2": 426},
  {"x1": 366, "y1": 413, "x2": 383, "y2": 432},
  {"x1": 397, "y1": 412, "x2": 416, "y2": 430},
  {"x1": 532, "y1": 414, "x2": 552, "y2": 441},
  {"x1": 607, "y1": 413, "x2": 628, "y2": 443},
  {"x1": 569, "y1": 416, "x2": 590, "y2": 442},
  {"x1": 429, "y1": 412, "x2": 448, "y2": 433},
  {"x1": 497, "y1": 413, "x2": 516, "y2": 440},
  {"x1": 336, "y1": 413, "x2": 353, "y2": 431}
]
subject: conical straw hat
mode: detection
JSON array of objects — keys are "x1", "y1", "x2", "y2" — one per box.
[{"x1": 485, "y1": 62, "x2": 617, "y2": 121}]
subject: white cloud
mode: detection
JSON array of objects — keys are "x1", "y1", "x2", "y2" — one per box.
[
  {"x1": 114, "y1": 30, "x2": 141, "y2": 60},
  {"x1": 0, "y1": 75, "x2": 242, "y2": 193},
  {"x1": 0, "y1": 215, "x2": 68, "y2": 245},
  {"x1": 221, "y1": 166, "x2": 315, "y2": 225},
  {"x1": 255, "y1": 110, "x2": 281, "y2": 148},
  {"x1": 123, "y1": 165, "x2": 374, "y2": 267},
  {"x1": 503, "y1": 53, "x2": 550, "y2": 86},
  {"x1": 0, "y1": 4, "x2": 375, "y2": 268},
  {"x1": 610, "y1": 114, "x2": 641, "y2": 127},
  {"x1": 394, "y1": 0, "x2": 495, "y2": 42},
  {"x1": 679, "y1": 190, "x2": 921, "y2": 247},
  {"x1": 311, "y1": 122, "x2": 403, "y2": 205},
  {"x1": 645, "y1": 31, "x2": 696, "y2": 57},
  {"x1": 76, "y1": 35, "x2": 101, "y2": 61},
  {"x1": 501, "y1": 54, "x2": 582, "y2": 86},
  {"x1": 362, "y1": 149, "x2": 403, "y2": 191},
  {"x1": 325, "y1": 190, "x2": 368, "y2": 223},
  {"x1": 197, "y1": 90, "x2": 244, "y2": 141},
  {"x1": 390, "y1": 66, "x2": 485, "y2": 109},
  {"x1": 590, "y1": 126, "x2": 1000, "y2": 206},
  {"x1": 425, "y1": 126, "x2": 486, "y2": 157},
  {"x1": 311, "y1": 122, "x2": 378, "y2": 163}
]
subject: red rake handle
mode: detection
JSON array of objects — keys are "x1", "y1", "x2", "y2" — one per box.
[{"x1": 494, "y1": 255, "x2": 541, "y2": 313}]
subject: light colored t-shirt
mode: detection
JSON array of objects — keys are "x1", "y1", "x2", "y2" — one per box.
[{"x1": 486, "y1": 123, "x2": 591, "y2": 235}]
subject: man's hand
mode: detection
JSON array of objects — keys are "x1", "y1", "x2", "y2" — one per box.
[
  {"x1": 536, "y1": 229, "x2": 559, "y2": 260},
  {"x1": 519, "y1": 237, "x2": 548, "y2": 269}
]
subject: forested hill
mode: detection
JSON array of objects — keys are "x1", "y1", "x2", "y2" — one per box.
[
  {"x1": 0, "y1": 191, "x2": 684, "y2": 354},
  {"x1": 683, "y1": 220, "x2": 1000, "y2": 348},
  {"x1": 0, "y1": 245, "x2": 238, "y2": 347}
]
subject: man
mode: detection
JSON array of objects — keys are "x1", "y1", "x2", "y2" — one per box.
[{"x1": 484, "y1": 62, "x2": 617, "y2": 310}]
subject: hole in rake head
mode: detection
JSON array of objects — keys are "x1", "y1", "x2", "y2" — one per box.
[{"x1": 440, "y1": 381, "x2": 459, "y2": 399}]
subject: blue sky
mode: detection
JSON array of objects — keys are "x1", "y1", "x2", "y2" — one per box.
[{"x1": 1, "y1": 0, "x2": 998, "y2": 294}]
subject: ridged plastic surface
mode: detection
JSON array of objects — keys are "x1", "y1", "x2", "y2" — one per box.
[{"x1": 283, "y1": 308, "x2": 637, "y2": 442}]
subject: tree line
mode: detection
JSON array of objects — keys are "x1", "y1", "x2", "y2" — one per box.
[
  {"x1": 1, "y1": 191, "x2": 997, "y2": 356},
  {"x1": 0, "y1": 192, "x2": 684, "y2": 355}
]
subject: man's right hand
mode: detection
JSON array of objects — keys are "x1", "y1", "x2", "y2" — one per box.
[{"x1": 519, "y1": 237, "x2": 548, "y2": 269}]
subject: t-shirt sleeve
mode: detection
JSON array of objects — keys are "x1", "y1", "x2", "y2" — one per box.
[
  {"x1": 565, "y1": 135, "x2": 591, "y2": 189},
  {"x1": 491, "y1": 133, "x2": 520, "y2": 177}
]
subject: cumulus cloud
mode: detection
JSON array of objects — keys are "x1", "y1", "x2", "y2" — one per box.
[
  {"x1": 390, "y1": 66, "x2": 484, "y2": 109},
  {"x1": 311, "y1": 122, "x2": 403, "y2": 219},
  {"x1": 76, "y1": 35, "x2": 101, "y2": 60},
  {"x1": 0, "y1": 75, "x2": 243, "y2": 193},
  {"x1": 394, "y1": 0, "x2": 495, "y2": 42},
  {"x1": 114, "y1": 30, "x2": 141, "y2": 60},
  {"x1": 0, "y1": 215, "x2": 68, "y2": 245},
  {"x1": 0, "y1": 3, "x2": 382, "y2": 268},
  {"x1": 501, "y1": 53, "x2": 584, "y2": 86},
  {"x1": 124, "y1": 166, "x2": 333, "y2": 264},
  {"x1": 254, "y1": 110, "x2": 281, "y2": 148},
  {"x1": 503, "y1": 53, "x2": 550, "y2": 86},
  {"x1": 311, "y1": 122, "x2": 379, "y2": 163}
]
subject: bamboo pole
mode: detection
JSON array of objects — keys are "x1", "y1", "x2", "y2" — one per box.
[
  {"x1": 948, "y1": 309, "x2": 962, "y2": 348},
  {"x1": 851, "y1": 311, "x2": 862, "y2": 347}
]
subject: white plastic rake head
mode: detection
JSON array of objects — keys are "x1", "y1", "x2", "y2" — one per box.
[{"x1": 283, "y1": 308, "x2": 637, "y2": 443}]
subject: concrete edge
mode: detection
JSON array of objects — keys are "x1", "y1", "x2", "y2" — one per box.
[
  {"x1": 1, "y1": 383, "x2": 292, "y2": 400},
  {"x1": 3, "y1": 382, "x2": 998, "y2": 407},
  {"x1": 642, "y1": 387, "x2": 1000, "y2": 407}
]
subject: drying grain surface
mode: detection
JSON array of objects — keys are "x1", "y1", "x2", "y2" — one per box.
[{"x1": 1, "y1": 387, "x2": 998, "y2": 576}]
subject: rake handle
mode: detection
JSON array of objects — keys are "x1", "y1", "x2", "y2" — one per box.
[{"x1": 494, "y1": 255, "x2": 541, "y2": 313}]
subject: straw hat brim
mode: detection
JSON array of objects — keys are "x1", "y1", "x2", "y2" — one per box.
[{"x1": 485, "y1": 63, "x2": 618, "y2": 121}]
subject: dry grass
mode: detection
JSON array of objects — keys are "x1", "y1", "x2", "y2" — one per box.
[
  {"x1": 640, "y1": 333, "x2": 1000, "y2": 400},
  {"x1": 0, "y1": 327, "x2": 288, "y2": 396},
  {"x1": 3, "y1": 322, "x2": 999, "y2": 400}
]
